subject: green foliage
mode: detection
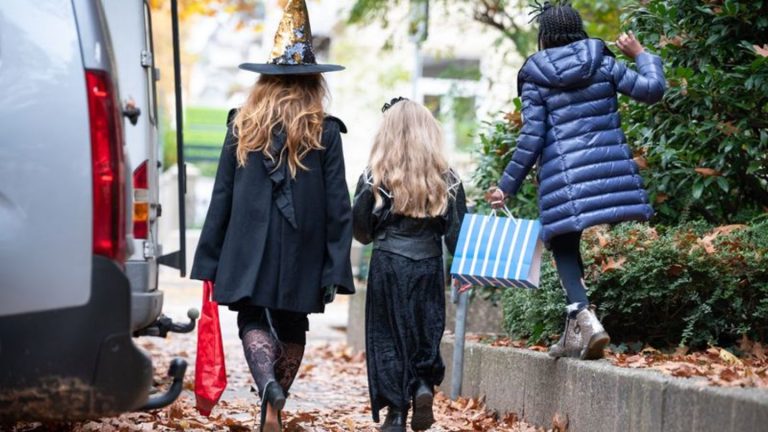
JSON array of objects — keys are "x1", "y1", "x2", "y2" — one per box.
[
  {"x1": 501, "y1": 222, "x2": 768, "y2": 348},
  {"x1": 471, "y1": 108, "x2": 539, "y2": 219},
  {"x1": 573, "y1": 0, "x2": 624, "y2": 42},
  {"x1": 348, "y1": 0, "x2": 624, "y2": 58},
  {"x1": 622, "y1": 0, "x2": 768, "y2": 224}
]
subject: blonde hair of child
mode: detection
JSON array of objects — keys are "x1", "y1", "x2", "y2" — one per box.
[{"x1": 369, "y1": 100, "x2": 450, "y2": 218}]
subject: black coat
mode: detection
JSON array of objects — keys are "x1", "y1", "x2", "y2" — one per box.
[{"x1": 190, "y1": 110, "x2": 355, "y2": 314}]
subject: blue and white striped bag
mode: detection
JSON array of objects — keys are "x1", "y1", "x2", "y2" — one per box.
[{"x1": 450, "y1": 212, "x2": 544, "y2": 289}]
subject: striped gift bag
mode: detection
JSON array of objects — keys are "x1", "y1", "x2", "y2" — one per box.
[{"x1": 450, "y1": 212, "x2": 544, "y2": 289}]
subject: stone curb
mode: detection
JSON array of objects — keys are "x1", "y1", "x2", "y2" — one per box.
[{"x1": 440, "y1": 337, "x2": 768, "y2": 432}]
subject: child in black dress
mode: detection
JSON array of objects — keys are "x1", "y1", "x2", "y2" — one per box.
[{"x1": 353, "y1": 98, "x2": 467, "y2": 432}]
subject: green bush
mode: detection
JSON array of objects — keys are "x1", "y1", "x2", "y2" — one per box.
[
  {"x1": 622, "y1": 0, "x2": 768, "y2": 224},
  {"x1": 501, "y1": 221, "x2": 768, "y2": 348},
  {"x1": 471, "y1": 109, "x2": 538, "y2": 220}
]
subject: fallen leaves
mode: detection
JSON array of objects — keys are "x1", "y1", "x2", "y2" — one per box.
[
  {"x1": 476, "y1": 334, "x2": 768, "y2": 391},
  {"x1": 600, "y1": 256, "x2": 626, "y2": 273},
  {"x1": 608, "y1": 344, "x2": 768, "y2": 388},
  {"x1": 693, "y1": 224, "x2": 747, "y2": 255},
  {"x1": 551, "y1": 413, "x2": 568, "y2": 432}
]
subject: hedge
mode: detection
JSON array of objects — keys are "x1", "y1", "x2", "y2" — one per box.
[{"x1": 501, "y1": 221, "x2": 768, "y2": 348}]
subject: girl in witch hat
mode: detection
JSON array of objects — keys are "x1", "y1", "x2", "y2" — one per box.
[
  {"x1": 190, "y1": 1, "x2": 353, "y2": 430},
  {"x1": 487, "y1": 1, "x2": 665, "y2": 360},
  {"x1": 353, "y1": 98, "x2": 468, "y2": 432}
]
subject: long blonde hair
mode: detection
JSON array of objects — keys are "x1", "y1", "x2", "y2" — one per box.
[
  {"x1": 369, "y1": 100, "x2": 450, "y2": 218},
  {"x1": 234, "y1": 74, "x2": 327, "y2": 177}
]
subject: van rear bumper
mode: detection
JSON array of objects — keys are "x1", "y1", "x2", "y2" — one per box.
[{"x1": 0, "y1": 256, "x2": 153, "y2": 422}]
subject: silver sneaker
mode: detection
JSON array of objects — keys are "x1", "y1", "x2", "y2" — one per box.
[{"x1": 549, "y1": 306, "x2": 611, "y2": 360}]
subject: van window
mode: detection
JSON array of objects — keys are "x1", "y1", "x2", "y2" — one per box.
[{"x1": 144, "y1": 0, "x2": 158, "y2": 125}]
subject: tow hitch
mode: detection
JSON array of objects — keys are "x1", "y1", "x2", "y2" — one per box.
[
  {"x1": 134, "y1": 308, "x2": 199, "y2": 338},
  {"x1": 141, "y1": 358, "x2": 187, "y2": 411}
]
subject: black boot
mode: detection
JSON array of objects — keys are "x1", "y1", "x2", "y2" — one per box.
[
  {"x1": 380, "y1": 407, "x2": 407, "y2": 432},
  {"x1": 259, "y1": 380, "x2": 286, "y2": 432},
  {"x1": 411, "y1": 380, "x2": 435, "y2": 431}
]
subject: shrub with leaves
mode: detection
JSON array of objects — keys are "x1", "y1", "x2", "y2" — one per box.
[
  {"x1": 471, "y1": 104, "x2": 538, "y2": 219},
  {"x1": 622, "y1": 0, "x2": 768, "y2": 224},
  {"x1": 501, "y1": 221, "x2": 768, "y2": 348}
]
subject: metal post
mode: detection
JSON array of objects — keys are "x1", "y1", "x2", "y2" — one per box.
[
  {"x1": 451, "y1": 286, "x2": 469, "y2": 400},
  {"x1": 170, "y1": 0, "x2": 186, "y2": 276}
]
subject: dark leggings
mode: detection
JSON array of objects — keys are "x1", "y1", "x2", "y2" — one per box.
[
  {"x1": 550, "y1": 231, "x2": 589, "y2": 314},
  {"x1": 235, "y1": 306, "x2": 309, "y2": 397}
]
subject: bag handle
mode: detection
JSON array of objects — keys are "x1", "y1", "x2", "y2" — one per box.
[
  {"x1": 203, "y1": 280, "x2": 214, "y2": 302},
  {"x1": 490, "y1": 205, "x2": 519, "y2": 224}
]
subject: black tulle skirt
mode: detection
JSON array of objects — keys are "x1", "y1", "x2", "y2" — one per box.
[{"x1": 365, "y1": 250, "x2": 446, "y2": 422}]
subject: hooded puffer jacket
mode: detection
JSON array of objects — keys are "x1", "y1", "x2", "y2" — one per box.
[{"x1": 499, "y1": 38, "x2": 665, "y2": 244}]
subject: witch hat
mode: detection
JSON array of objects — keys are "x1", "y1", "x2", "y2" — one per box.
[{"x1": 239, "y1": 0, "x2": 344, "y2": 75}]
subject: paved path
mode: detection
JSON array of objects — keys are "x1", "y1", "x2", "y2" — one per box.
[
  {"x1": 11, "y1": 271, "x2": 536, "y2": 431},
  {"x1": 147, "y1": 269, "x2": 539, "y2": 431}
]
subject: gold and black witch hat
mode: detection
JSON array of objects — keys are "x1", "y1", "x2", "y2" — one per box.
[{"x1": 239, "y1": 0, "x2": 344, "y2": 75}]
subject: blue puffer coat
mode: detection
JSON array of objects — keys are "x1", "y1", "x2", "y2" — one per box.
[{"x1": 499, "y1": 38, "x2": 666, "y2": 244}]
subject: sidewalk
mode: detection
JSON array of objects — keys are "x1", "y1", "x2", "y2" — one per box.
[{"x1": 42, "y1": 270, "x2": 538, "y2": 431}]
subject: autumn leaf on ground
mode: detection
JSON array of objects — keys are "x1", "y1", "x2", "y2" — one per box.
[
  {"x1": 601, "y1": 256, "x2": 626, "y2": 273},
  {"x1": 552, "y1": 412, "x2": 569, "y2": 432},
  {"x1": 712, "y1": 225, "x2": 746, "y2": 236},
  {"x1": 719, "y1": 348, "x2": 743, "y2": 366},
  {"x1": 696, "y1": 233, "x2": 718, "y2": 254}
]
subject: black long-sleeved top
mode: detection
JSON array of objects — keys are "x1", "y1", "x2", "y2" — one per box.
[{"x1": 352, "y1": 168, "x2": 467, "y2": 260}]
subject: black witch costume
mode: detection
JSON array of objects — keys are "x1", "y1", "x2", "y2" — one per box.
[
  {"x1": 352, "y1": 167, "x2": 467, "y2": 424},
  {"x1": 190, "y1": 0, "x2": 353, "y2": 430}
]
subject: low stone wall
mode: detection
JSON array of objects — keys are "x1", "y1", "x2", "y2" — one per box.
[{"x1": 440, "y1": 337, "x2": 768, "y2": 432}]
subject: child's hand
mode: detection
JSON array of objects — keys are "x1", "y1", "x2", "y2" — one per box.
[
  {"x1": 616, "y1": 31, "x2": 645, "y2": 59},
  {"x1": 485, "y1": 187, "x2": 506, "y2": 209}
]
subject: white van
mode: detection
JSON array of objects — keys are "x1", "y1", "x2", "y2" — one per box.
[{"x1": 0, "y1": 0, "x2": 191, "y2": 421}]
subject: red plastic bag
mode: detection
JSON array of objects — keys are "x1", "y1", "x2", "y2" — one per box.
[{"x1": 195, "y1": 281, "x2": 227, "y2": 416}]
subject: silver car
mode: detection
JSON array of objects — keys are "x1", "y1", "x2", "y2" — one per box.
[{"x1": 0, "y1": 0, "x2": 190, "y2": 421}]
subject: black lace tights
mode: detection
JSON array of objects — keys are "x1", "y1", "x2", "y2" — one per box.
[{"x1": 242, "y1": 328, "x2": 305, "y2": 396}]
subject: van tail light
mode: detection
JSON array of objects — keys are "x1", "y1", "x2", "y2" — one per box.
[
  {"x1": 86, "y1": 69, "x2": 126, "y2": 262},
  {"x1": 133, "y1": 160, "x2": 150, "y2": 239}
]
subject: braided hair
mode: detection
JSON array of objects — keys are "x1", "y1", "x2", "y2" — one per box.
[{"x1": 530, "y1": 1, "x2": 589, "y2": 50}]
